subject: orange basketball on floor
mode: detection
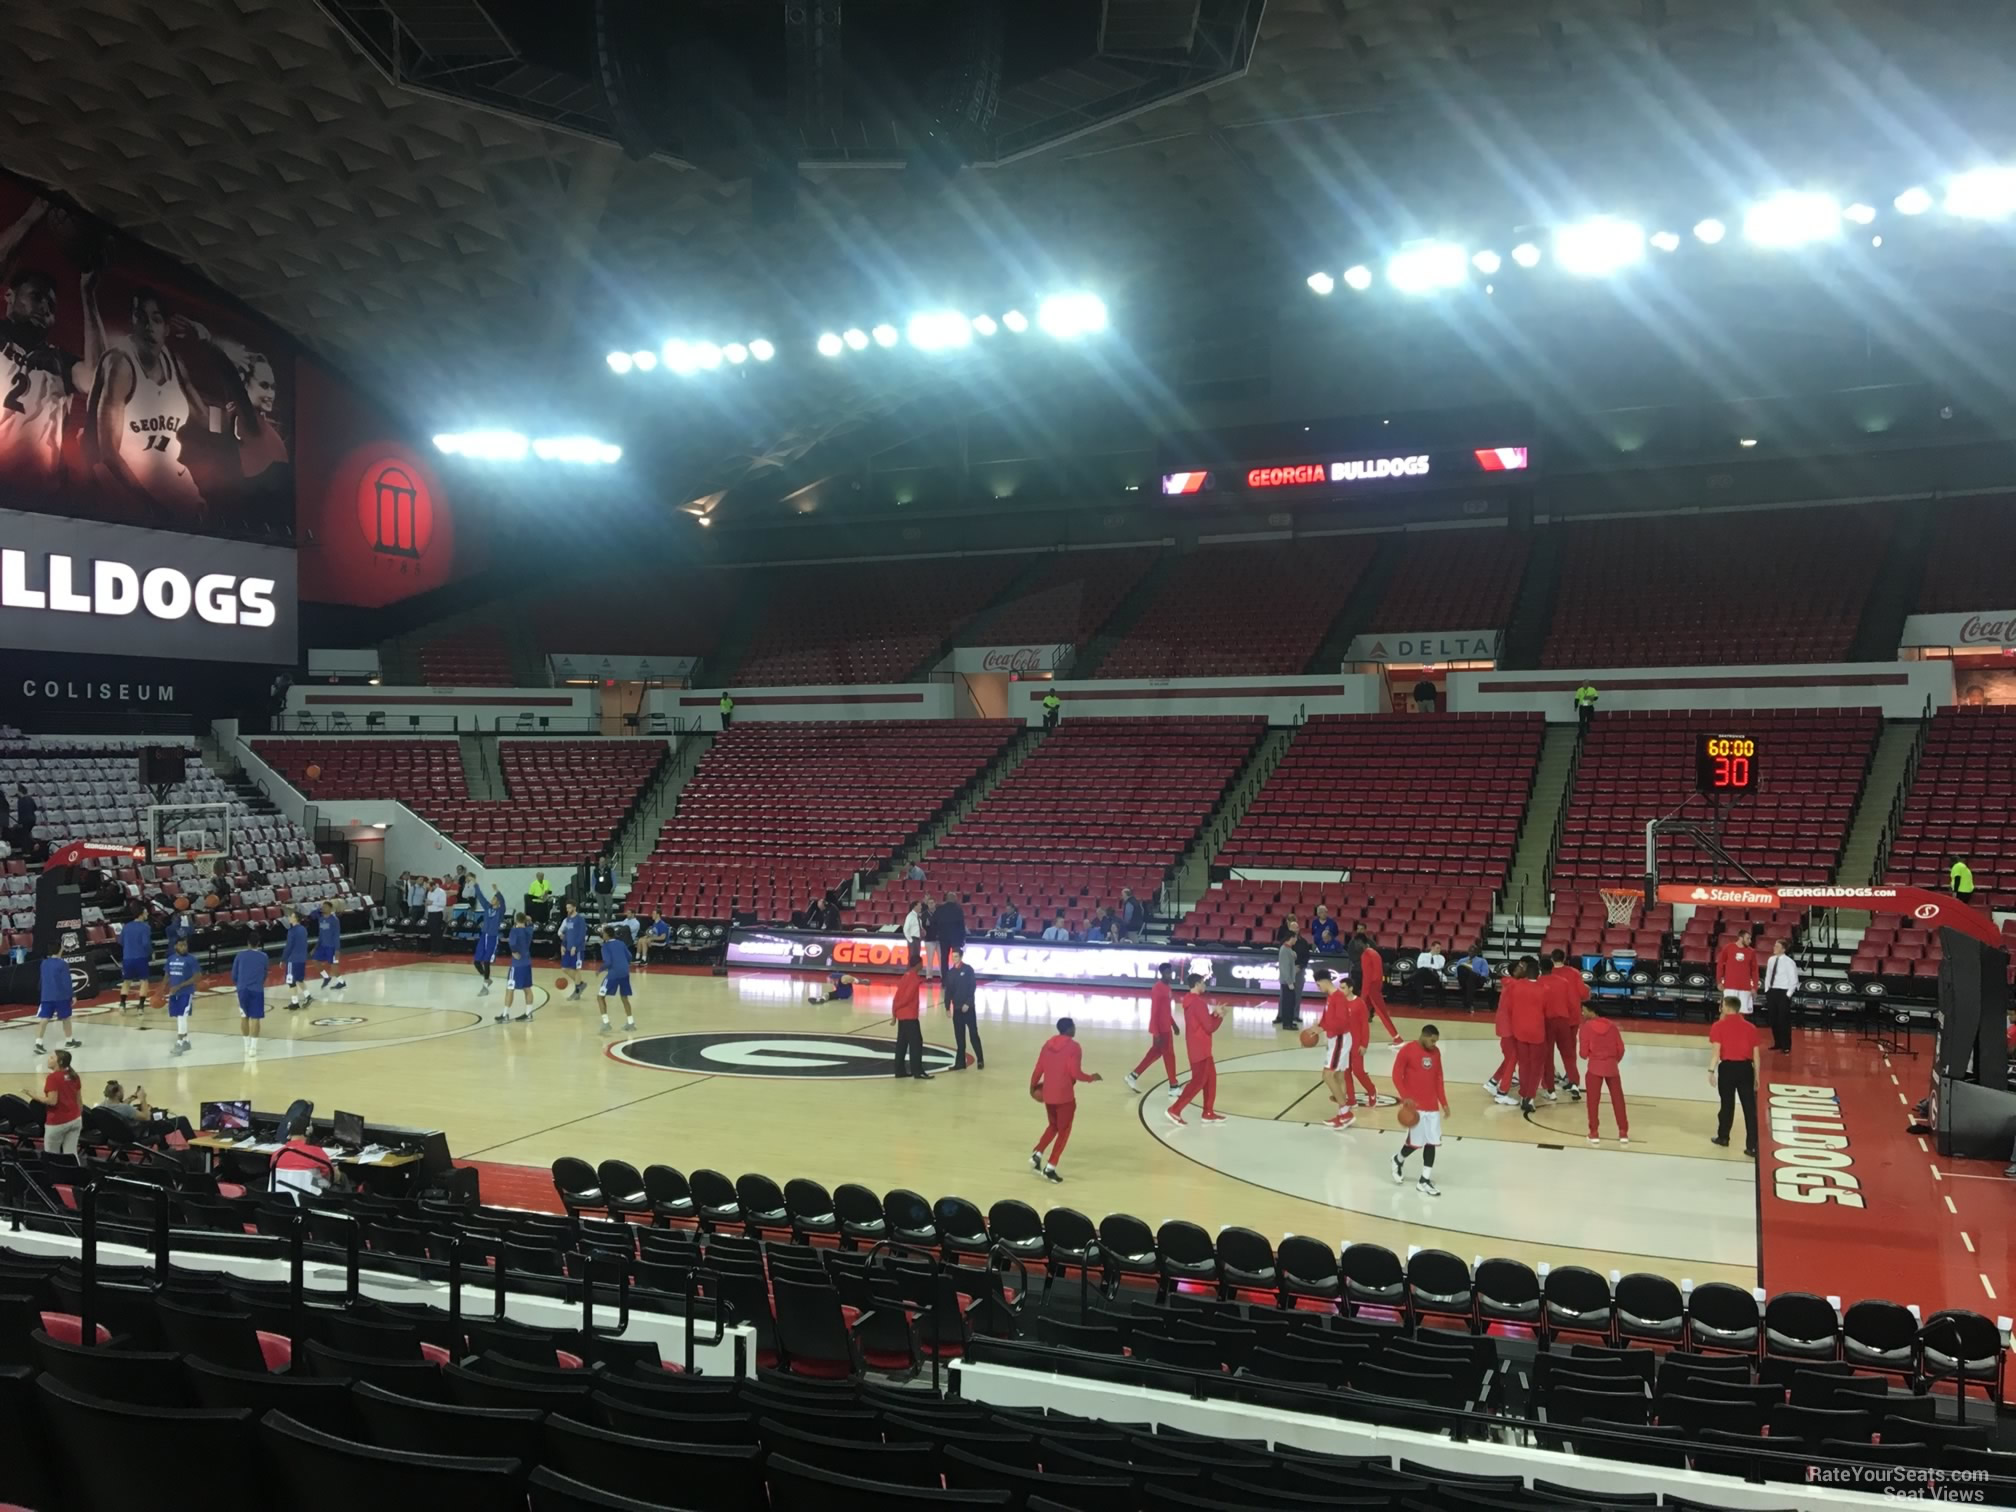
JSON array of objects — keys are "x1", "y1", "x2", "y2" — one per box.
[
  {"x1": 1396, "y1": 1100, "x2": 1420, "y2": 1128},
  {"x1": 1298, "y1": 1028, "x2": 1320, "y2": 1048},
  {"x1": 554, "y1": 976, "x2": 570, "y2": 991},
  {"x1": 305, "y1": 764, "x2": 322, "y2": 781}
]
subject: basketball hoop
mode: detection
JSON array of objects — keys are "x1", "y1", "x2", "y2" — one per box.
[{"x1": 1598, "y1": 887, "x2": 1641, "y2": 928}]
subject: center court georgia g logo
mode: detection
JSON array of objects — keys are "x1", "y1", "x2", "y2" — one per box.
[{"x1": 614, "y1": 1032, "x2": 956, "y2": 1079}]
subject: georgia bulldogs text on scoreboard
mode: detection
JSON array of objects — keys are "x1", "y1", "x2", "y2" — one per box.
[{"x1": 1161, "y1": 444, "x2": 1530, "y2": 497}]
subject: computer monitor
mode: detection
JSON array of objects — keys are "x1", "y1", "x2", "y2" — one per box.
[
  {"x1": 199, "y1": 1099, "x2": 253, "y2": 1132},
  {"x1": 332, "y1": 1110, "x2": 365, "y2": 1149}
]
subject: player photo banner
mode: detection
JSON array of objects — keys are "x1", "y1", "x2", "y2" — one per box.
[
  {"x1": 0, "y1": 178, "x2": 295, "y2": 542},
  {"x1": 724, "y1": 928, "x2": 1328, "y2": 996}
]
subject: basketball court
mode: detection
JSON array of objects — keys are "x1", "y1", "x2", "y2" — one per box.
[{"x1": 22, "y1": 947, "x2": 2002, "y2": 1316}]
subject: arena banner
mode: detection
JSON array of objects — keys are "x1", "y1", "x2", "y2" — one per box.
[
  {"x1": 1345, "y1": 630, "x2": 1500, "y2": 663},
  {"x1": 0, "y1": 178, "x2": 294, "y2": 541},
  {"x1": 1655, "y1": 883, "x2": 2000, "y2": 946},
  {"x1": 1898, "y1": 611, "x2": 2016, "y2": 650},
  {"x1": 724, "y1": 927, "x2": 1330, "y2": 996},
  {"x1": 0, "y1": 507, "x2": 295, "y2": 664},
  {"x1": 944, "y1": 644, "x2": 1076, "y2": 675}
]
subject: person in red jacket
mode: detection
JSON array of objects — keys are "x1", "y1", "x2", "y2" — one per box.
[
  {"x1": 1716, "y1": 927, "x2": 1759, "y2": 1017},
  {"x1": 890, "y1": 967, "x2": 930, "y2": 1080},
  {"x1": 1357, "y1": 936, "x2": 1403, "y2": 1045},
  {"x1": 1029, "y1": 1017, "x2": 1101, "y2": 1181},
  {"x1": 1487, "y1": 957, "x2": 1525, "y2": 1105},
  {"x1": 1166, "y1": 972, "x2": 1226, "y2": 1125},
  {"x1": 1578, "y1": 1001, "x2": 1628, "y2": 1144},
  {"x1": 1542, "y1": 949, "x2": 1586, "y2": 1100},
  {"x1": 1126, "y1": 962, "x2": 1182, "y2": 1097},
  {"x1": 1507, "y1": 955, "x2": 1549, "y2": 1112},
  {"x1": 1315, "y1": 967, "x2": 1366, "y2": 1129},
  {"x1": 1389, "y1": 1024, "x2": 1450, "y2": 1196}
]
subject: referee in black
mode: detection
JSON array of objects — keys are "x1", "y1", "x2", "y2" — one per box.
[{"x1": 943, "y1": 948, "x2": 982, "y2": 1070}]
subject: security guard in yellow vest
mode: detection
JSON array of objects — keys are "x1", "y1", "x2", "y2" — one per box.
[
  {"x1": 1574, "y1": 682, "x2": 1599, "y2": 729},
  {"x1": 1041, "y1": 690, "x2": 1061, "y2": 732},
  {"x1": 718, "y1": 693, "x2": 734, "y2": 731},
  {"x1": 1949, "y1": 856, "x2": 1974, "y2": 904}
]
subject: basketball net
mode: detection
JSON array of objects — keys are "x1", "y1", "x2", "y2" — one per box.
[{"x1": 1598, "y1": 887, "x2": 1641, "y2": 928}]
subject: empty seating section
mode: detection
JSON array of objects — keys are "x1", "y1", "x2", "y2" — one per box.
[
  {"x1": 1096, "y1": 538, "x2": 1377, "y2": 678},
  {"x1": 734, "y1": 557, "x2": 1031, "y2": 686},
  {"x1": 1540, "y1": 508, "x2": 1890, "y2": 667},
  {"x1": 419, "y1": 741, "x2": 665, "y2": 866},
  {"x1": 633, "y1": 722, "x2": 1016, "y2": 920},
  {"x1": 917, "y1": 717, "x2": 1263, "y2": 913},
  {"x1": 532, "y1": 567, "x2": 739, "y2": 659},
  {"x1": 254, "y1": 740, "x2": 468, "y2": 804},
  {"x1": 1886, "y1": 708, "x2": 2016, "y2": 911},
  {"x1": 1554, "y1": 711, "x2": 1877, "y2": 888},
  {"x1": 1540, "y1": 894, "x2": 1672, "y2": 961},
  {"x1": 1361, "y1": 531, "x2": 1530, "y2": 635},
  {"x1": 1176, "y1": 880, "x2": 1493, "y2": 954},
  {"x1": 965, "y1": 546, "x2": 1161, "y2": 648},
  {"x1": 1917, "y1": 496, "x2": 2016, "y2": 613},
  {"x1": 417, "y1": 631, "x2": 512, "y2": 687},
  {"x1": 1218, "y1": 714, "x2": 1543, "y2": 890}
]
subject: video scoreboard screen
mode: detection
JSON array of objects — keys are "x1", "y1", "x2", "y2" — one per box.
[{"x1": 1161, "y1": 445, "x2": 1529, "y2": 498}]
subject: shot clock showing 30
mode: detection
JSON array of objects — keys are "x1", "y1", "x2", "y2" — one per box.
[{"x1": 1696, "y1": 734, "x2": 1759, "y2": 795}]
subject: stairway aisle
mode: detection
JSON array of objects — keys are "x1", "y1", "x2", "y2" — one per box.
[
  {"x1": 1502, "y1": 723, "x2": 1580, "y2": 923},
  {"x1": 864, "y1": 724, "x2": 1047, "y2": 897},
  {"x1": 457, "y1": 735, "x2": 506, "y2": 800},
  {"x1": 1837, "y1": 719, "x2": 1927, "y2": 888},
  {"x1": 607, "y1": 733, "x2": 712, "y2": 893},
  {"x1": 1165, "y1": 725, "x2": 1296, "y2": 917}
]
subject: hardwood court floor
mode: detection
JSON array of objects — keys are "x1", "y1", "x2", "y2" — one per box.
[{"x1": 21, "y1": 953, "x2": 1771, "y2": 1288}]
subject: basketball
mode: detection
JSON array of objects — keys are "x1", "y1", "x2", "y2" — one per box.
[
  {"x1": 1298, "y1": 1028, "x2": 1320, "y2": 1048},
  {"x1": 306, "y1": 763, "x2": 322, "y2": 781},
  {"x1": 173, "y1": 895, "x2": 190, "y2": 911},
  {"x1": 202, "y1": 893, "x2": 220, "y2": 910},
  {"x1": 1396, "y1": 1100, "x2": 1420, "y2": 1128},
  {"x1": 554, "y1": 975, "x2": 570, "y2": 991}
]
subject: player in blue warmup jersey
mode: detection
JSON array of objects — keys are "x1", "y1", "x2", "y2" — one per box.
[
  {"x1": 598, "y1": 925, "x2": 634, "y2": 1035},
  {"x1": 164, "y1": 936, "x2": 198, "y2": 1055},
  {"x1": 282, "y1": 909, "x2": 310, "y2": 1010},
  {"x1": 33, "y1": 955, "x2": 79, "y2": 1056},
  {"x1": 641, "y1": 909, "x2": 671, "y2": 971},
  {"x1": 558, "y1": 901, "x2": 588, "y2": 1000},
  {"x1": 472, "y1": 899, "x2": 501, "y2": 996},
  {"x1": 116, "y1": 909, "x2": 152, "y2": 1012},
  {"x1": 164, "y1": 907, "x2": 196, "y2": 954},
  {"x1": 313, "y1": 900, "x2": 347, "y2": 992},
  {"x1": 231, "y1": 943, "x2": 268, "y2": 1058},
  {"x1": 496, "y1": 913, "x2": 537, "y2": 1022}
]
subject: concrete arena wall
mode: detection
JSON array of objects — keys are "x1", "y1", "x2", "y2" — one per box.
[
  {"x1": 1448, "y1": 659, "x2": 1954, "y2": 721},
  {"x1": 286, "y1": 685, "x2": 597, "y2": 730}
]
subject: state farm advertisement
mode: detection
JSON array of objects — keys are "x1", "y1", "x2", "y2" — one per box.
[{"x1": 724, "y1": 928, "x2": 1327, "y2": 996}]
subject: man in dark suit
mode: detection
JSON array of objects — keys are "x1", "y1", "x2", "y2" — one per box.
[
  {"x1": 944, "y1": 948, "x2": 982, "y2": 1070},
  {"x1": 932, "y1": 890, "x2": 966, "y2": 978}
]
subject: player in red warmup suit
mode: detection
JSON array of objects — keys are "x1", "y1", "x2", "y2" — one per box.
[
  {"x1": 1390, "y1": 1024, "x2": 1451, "y2": 1196},
  {"x1": 1487, "y1": 957, "x2": 1527, "y2": 1104},
  {"x1": 1358, "y1": 936, "x2": 1403, "y2": 1045},
  {"x1": 1506, "y1": 956, "x2": 1549, "y2": 1112},
  {"x1": 1166, "y1": 972, "x2": 1226, "y2": 1125},
  {"x1": 1716, "y1": 928, "x2": 1759, "y2": 1017},
  {"x1": 1315, "y1": 967, "x2": 1368, "y2": 1128},
  {"x1": 1578, "y1": 1002, "x2": 1629, "y2": 1144},
  {"x1": 1028, "y1": 1016, "x2": 1101, "y2": 1182},
  {"x1": 1541, "y1": 949, "x2": 1586, "y2": 1099},
  {"x1": 1126, "y1": 961, "x2": 1181, "y2": 1097}
]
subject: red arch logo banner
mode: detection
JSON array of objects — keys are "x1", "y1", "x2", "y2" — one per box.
[{"x1": 1654, "y1": 883, "x2": 2001, "y2": 946}]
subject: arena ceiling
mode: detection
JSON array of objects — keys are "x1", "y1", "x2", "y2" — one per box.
[{"x1": 5, "y1": 0, "x2": 2014, "y2": 511}]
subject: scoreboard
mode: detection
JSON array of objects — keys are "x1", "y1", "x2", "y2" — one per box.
[
  {"x1": 1160, "y1": 444, "x2": 1529, "y2": 497},
  {"x1": 1696, "y1": 734, "x2": 1758, "y2": 795}
]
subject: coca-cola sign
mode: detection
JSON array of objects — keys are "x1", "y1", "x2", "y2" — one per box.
[
  {"x1": 1899, "y1": 611, "x2": 2016, "y2": 651},
  {"x1": 950, "y1": 644, "x2": 1075, "y2": 675}
]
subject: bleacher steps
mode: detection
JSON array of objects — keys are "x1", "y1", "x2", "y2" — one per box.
[
  {"x1": 1168, "y1": 725, "x2": 1294, "y2": 914},
  {"x1": 1837, "y1": 719, "x2": 1926, "y2": 896},
  {"x1": 611, "y1": 733, "x2": 710, "y2": 894},
  {"x1": 1303, "y1": 532, "x2": 1404, "y2": 674},
  {"x1": 1496, "y1": 525, "x2": 1559, "y2": 671},
  {"x1": 457, "y1": 735, "x2": 507, "y2": 801},
  {"x1": 866, "y1": 724, "x2": 1046, "y2": 894},
  {"x1": 1502, "y1": 723, "x2": 1579, "y2": 919},
  {"x1": 1065, "y1": 551, "x2": 1179, "y2": 679},
  {"x1": 905, "y1": 553, "x2": 1054, "y2": 680},
  {"x1": 1847, "y1": 508, "x2": 1935, "y2": 663}
]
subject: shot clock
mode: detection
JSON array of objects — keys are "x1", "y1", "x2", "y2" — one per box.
[{"x1": 1696, "y1": 734, "x2": 1758, "y2": 795}]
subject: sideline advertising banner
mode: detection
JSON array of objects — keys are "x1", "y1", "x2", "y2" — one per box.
[
  {"x1": 1898, "y1": 612, "x2": 2016, "y2": 650},
  {"x1": 1346, "y1": 629, "x2": 1501, "y2": 663}
]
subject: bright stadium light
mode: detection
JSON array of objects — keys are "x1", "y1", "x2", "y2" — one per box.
[
  {"x1": 817, "y1": 332, "x2": 844, "y2": 357},
  {"x1": 723, "y1": 342, "x2": 749, "y2": 364},
  {"x1": 606, "y1": 351, "x2": 633, "y2": 374},
  {"x1": 1650, "y1": 230, "x2": 1681, "y2": 252},
  {"x1": 434, "y1": 430, "x2": 527, "y2": 461},
  {"x1": 871, "y1": 324, "x2": 899, "y2": 348},
  {"x1": 1893, "y1": 185, "x2": 1933, "y2": 216},
  {"x1": 1342, "y1": 264, "x2": 1374, "y2": 290},
  {"x1": 1945, "y1": 167, "x2": 2016, "y2": 220},
  {"x1": 532, "y1": 436, "x2": 623, "y2": 464},
  {"x1": 693, "y1": 342, "x2": 723, "y2": 369},
  {"x1": 1037, "y1": 292, "x2": 1108, "y2": 339},
  {"x1": 1307, "y1": 271, "x2": 1336, "y2": 295},
  {"x1": 843, "y1": 328, "x2": 870, "y2": 350},
  {"x1": 631, "y1": 349, "x2": 658, "y2": 372},
  {"x1": 1553, "y1": 218, "x2": 1644, "y2": 276},
  {"x1": 906, "y1": 310, "x2": 973, "y2": 351},
  {"x1": 972, "y1": 314, "x2": 998, "y2": 336},
  {"x1": 661, "y1": 341, "x2": 691, "y2": 374},
  {"x1": 1743, "y1": 191, "x2": 1841, "y2": 247},
  {"x1": 1843, "y1": 202, "x2": 1876, "y2": 225},
  {"x1": 1693, "y1": 218, "x2": 1726, "y2": 244},
  {"x1": 749, "y1": 339, "x2": 775, "y2": 362},
  {"x1": 1001, "y1": 309, "x2": 1030, "y2": 333},
  {"x1": 1471, "y1": 250, "x2": 1502, "y2": 275},
  {"x1": 1510, "y1": 242, "x2": 1541, "y2": 268},
  {"x1": 1386, "y1": 242, "x2": 1468, "y2": 294}
]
